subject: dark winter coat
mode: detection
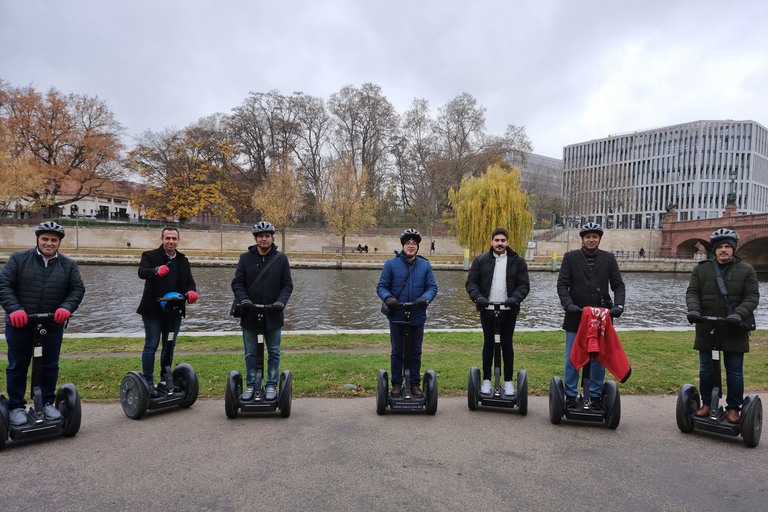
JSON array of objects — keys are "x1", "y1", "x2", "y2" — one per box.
[
  {"x1": 0, "y1": 248, "x2": 85, "y2": 322},
  {"x1": 465, "y1": 246, "x2": 530, "y2": 312},
  {"x1": 136, "y1": 246, "x2": 196, "y2": 317},
  {"x1": 377, "y1": 251, "x2": 438, "y2": 326},
  {"x1": 557, "y1": 247, "x2": 625, "y2": 332},
  {"x1": 686, "y1": 256, "x2": 759, "y2": 352},
  {"x1": 231, "y1": 243, "x2": 293, "y2": 331}
]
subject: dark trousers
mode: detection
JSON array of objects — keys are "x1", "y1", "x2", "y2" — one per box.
[
  {"x1": 389, "y1": 321, "x2": 424, "y2": 387},
  {"x1": 699, "y1": 350, "x2": 744, "y2": 410},
  {"x1": 480, "y1": 312, "x2": 517, "y2": 381},
  {"x1": 5, "y1": 322, "x2": 64, "y2": 409}
]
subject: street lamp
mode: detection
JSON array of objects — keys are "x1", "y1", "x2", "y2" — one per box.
[{"x1": 71, "y1": 204, "x2": 79, "y2": 250}]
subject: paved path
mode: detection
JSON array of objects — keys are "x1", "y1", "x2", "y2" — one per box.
[{"x1": 2, "y1": 396, "x2": 765, "y2": 511}]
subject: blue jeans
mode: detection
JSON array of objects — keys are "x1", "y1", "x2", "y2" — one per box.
[
  {"x1": 480, "y1": 312, "x2": 517, "y2": 381},
  {"x1": 699, "y1": 350, "x2": 744, "y2": 411},
  {"x1": 5, "y1": 322, "x2": 64, "y2": 409},
  {"x1": 243, "y1": 326, "x2": 282, "y2": 388},
  {"x1": 389, "y1": 321, "x2": 424, "y2": 387},
  {"x1": 141, "y1": 314, "x2": 182, "y2": 384},
  {"x1": 564, "y1": 330, "x2": 606, "y2": 398}
]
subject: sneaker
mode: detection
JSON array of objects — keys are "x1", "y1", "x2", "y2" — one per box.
[
  {"x1": 390, "y1": 385, "x2": 402, "y2": 397},
  {"x1": 241, "y1": 387, "x2": 255, "y2": 401},
  {"x1": 265, "y1": 385, "x2": 277, "y2": 400},
  {"x1": 565, "y1": 396, "x2": 578, "y2": 409},
  {"x1": 480, "y1": 380, "x2": 492, "y2": 394},
  {"x1": 504, "y1": 381, "x2": 515, "y2": 397},
  {"x1": 155, "y1": 381, "x2": 170, "y2": 395},
  {"x1": 411, "y1": 385, "x2": 423, "y2": 397},
  {"x1": 590, "y1": 397, "x2": 604, "y2": 411},
  {"x1": 44, "y1": 403, "x2": 62, "y2": 421},
  {"x1": 9, "y1": 408, "x2": 27, "y2": 426}
]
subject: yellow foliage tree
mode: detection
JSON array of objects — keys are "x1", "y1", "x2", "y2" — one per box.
[
  {"x1": 0, "y1": 119, "x2": 41, "y2": 216},
  {"x1": 252, "y1": 156, "x2": 304, "y2": 250},
  {"x1": 448, "y1": 163, "x2": 534, "y2": 257},
  {"x1": 321, "y1": 157, "x2": 376, "y2": 255}
]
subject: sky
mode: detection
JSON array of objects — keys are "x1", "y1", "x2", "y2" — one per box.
[{"x1": 2, "y1": 0, "x2": 768, "y2": 159}]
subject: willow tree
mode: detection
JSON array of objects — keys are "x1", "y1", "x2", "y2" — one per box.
[{"x1": 448, "y1": 163, "x2": 533, "y2": 257}]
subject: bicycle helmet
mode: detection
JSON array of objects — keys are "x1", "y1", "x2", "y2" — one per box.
[
  {"x1": 160, "y1": 292, "x2": 185, "y2": 312},
  {"x1": 579, "y1": 222, "x2": 604, "y2": 237},
  {"x1": 252, "y1": 221, "x2": 276, "y2": 236},
  {"x1": 710, "y1": 228, "x2": 738, "y2": 250},
  {"x1": 35, "y1": 221, "x2": 66, "y2": 239},
  {"x1": 400, "y1": 228, "x2": 421, "y2": 246}
]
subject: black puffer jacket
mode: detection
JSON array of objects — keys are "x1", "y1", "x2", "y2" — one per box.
[
  {"x1": 0, "y1": 248, "x2": 85, "y2": 321},
  {"x1": 465, "y1": 246, "x2": 530, "y2": 311},
  {"x1": 136, "y1": 246, "x2": 196, "y2": 317}
]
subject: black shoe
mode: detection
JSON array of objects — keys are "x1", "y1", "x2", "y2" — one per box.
[
  {"x1": 391, "y1": 385, "x2": 402, "y2": 397},
  {"x1": 565, "y1": 396, "x2": 578, "y2": 409},
  {"x1": 155, "y1": 381, "x2": 170, "y2": 395},
  {"x1": 590, "y1": 397, "x2": 603, "y2": 411}
]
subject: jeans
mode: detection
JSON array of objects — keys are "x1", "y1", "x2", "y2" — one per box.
[
  {"x1": 564, "y1": 330, "x2": 606, "y2": 398},
  {"x1": 389, "y1": 321, "x2": 424, "y2": 387},
  {"x1": 480, "y1": 312, "x2": 517, "y2": 381},
  {"x1": 5, "y1": 322, "x2": 64, "y2": 409},
  {"x1": 243, "y1": 326, "x2": 282, "y2": 388},
  {"x1": 699, "y1": 350, "x2": 744, "y2": 410},
  {"x1": 141, "y1": 314, "x2": 182, "y2": 384}
]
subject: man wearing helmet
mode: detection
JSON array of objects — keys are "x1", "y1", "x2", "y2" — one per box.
[
  {"x1": 376, "y1": 229, "x2": 438, "y2": 397},
  {"x1": 686, "y1": 229, "x2": 759, "y2": 423},
  {"x1": 0, "y1": 222, "x2": 85, "y2": 426},
  {"x1": 556, "y1": 222, "x2": 625, "y2": 410},
  {"x1": 231, "y1": 221, "x2": 293, "y2": 401},
  {"x1": 136, "y1": 227, "x2": 198, "y2": 396}
]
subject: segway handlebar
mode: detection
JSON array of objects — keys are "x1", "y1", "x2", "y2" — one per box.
[
  {"x1": 252, "y1": 303, "x2": 274, "y2": 309},
  {"x1": 484, "y1": 303, "x2": 512, "y2": 311},
  {"x1": 156, "y1": 296, "x2": 188, "y2": 304},
  {"x1": 26, "y1": 312, "x2": 54, "y2": 321}
]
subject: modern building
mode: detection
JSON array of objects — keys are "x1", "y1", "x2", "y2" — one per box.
[
  {"x1": 562, "y1": 120, "x2": 768, "y2": 229},
  {"x1": 508, "y1": 152, "x2": 563, "y2": 197}
]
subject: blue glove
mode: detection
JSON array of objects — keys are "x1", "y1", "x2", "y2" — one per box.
[{"x1": 566, "y1": 304, "x2": 581, "y2": 315}]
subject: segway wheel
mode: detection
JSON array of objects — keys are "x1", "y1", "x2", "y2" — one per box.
[
  {"x1": 425, "y1": 370, "x2": 438, "y2": 415},
  {"x1": 279, "y1": 371, "x2": 292, "y2": 418},
  {"x1": 0, "y1": 395, "x2": 8, "y2": 451},
  {"x1": 225, "y1": 370, "x2": 241, "y2": 419},
  {"x1": 55, "y1": 384, "x2": 82, "y2": 437},
  {"x1": 467, "y1": 366, "x2": 480, "y2": 411},
  {"x1": 517, "y1": 370, "x2": 528, "y2": 416},
  {"x1": 173, "y1": 364, "x2": 199, "y2": 408},
  {"x1": 376, "y1": 370, "x2": 388, "y2": 416},
  {"x1": 548, "y1": 377, "x2": 563, "y2": 424},
  {"x1": 120, "y1": 373, "x2": 149, "y2": 420},
  {"x1": 602, "y1": 380, "x2": 621, "y2": 429},
  {"x1": 741, "y1": 396, "x2": 762, "y2": 448},
  {"x1": 675, "y1": 384, "x2": 699, "y2": 434}
]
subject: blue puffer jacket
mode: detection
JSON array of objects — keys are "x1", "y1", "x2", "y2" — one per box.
[
  {"x1": 0, "y1": 248, "x2": 85, "y2": 322},
  {"x1": 377, "y1": 251, "x2": 437, "y2": 326}
]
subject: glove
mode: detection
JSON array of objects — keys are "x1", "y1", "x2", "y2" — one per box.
[
  {"x1": 475, "y1": 296, "x2": 489, "y2": 311},
  {"x1": 54, "y1": 308, "x2": 71, "y2": 323},
  {"x1": 687, "y1": 310, "x2": 702, "y2": 324},
  {"x1": 155, "y1": 265, "x2": 170, "y2": 277},
  {"x1": 725, "y1": 312, "x2": 743, "y2": 327},
  {"x1": 272, "y1": 301, "x2": 285, "y2": 312},
  {"x1": 239, "y1": 299, "x2": 254, "y2": 313},
  {"x1": 504, "y1": 297, "x2": 518, "y2": 308},
  {"x1": 186, "y1": 291, "x2": 198, "y2": 304},
  {"x1": 609, "y1": 305, "x2": 624, "y2": 318},
  {"x1": 414, "y1": 297, "x2": 429, "y2": 309},
  {"x1": 385, "y1": 296, "x2": 399, "y2": 310},
  {"x1": 566, "y1": 304, "x2": 581, "y2": 315},
  {"x1": 9, "y1": 310, "x2": 27, "y2": 328}
]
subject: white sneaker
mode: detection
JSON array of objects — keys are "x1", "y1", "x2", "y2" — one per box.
[
  {"x1": 504, "y1": 381, "x2": 515, "y2": 397},
  {"x1": 480, "y1": 380, "x2": 492, "y2": 394}
]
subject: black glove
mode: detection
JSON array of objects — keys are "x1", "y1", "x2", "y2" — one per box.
[
  {"x1": 385, "y1": 296, "x2": 399, "y2": 310},
  {"x1": 609, "y1": 305, "x2": 624, "y2": 318},
  {"x1": 475, "y1": 296, "x2": 489, "y2": 311},
  {"x1": 504, "y1": 297, "x2": 518, "y2": 308},
  {"x1": 272, "y1": 301, "x2": 285, "y2": 312},
  {"x1": 686, "y1": 310, "x2": 702, "y2": 324},
  {"x1": 566, "y1": 304, "x2": 581, "y2": 315},
  {"x1": 239, "y1": 299, "x2": 254, "y2": 313},
  {"x1": 725, "y1": 312, "x2": 742, "y2": 327},
  {"x1": 414, "y1": 297, "x2": 429, "y2": 309}
]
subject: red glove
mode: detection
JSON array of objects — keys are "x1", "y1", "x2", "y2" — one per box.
[
  {"x1": 54, "y1": 308, "x2": 71, "y2": 323},
  {"x1": 9, "y1": 310, "x2": 27, "y2": 328},
  {"x1": 156, "y1": 265, "x2": 170, "y2": 276},
  {"x1": 186, "y1": 291, "x2": 198, "y2": 304}
]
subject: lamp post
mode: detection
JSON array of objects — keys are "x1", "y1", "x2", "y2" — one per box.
[{"x1": 71, "y1": 204, "x2": 80, "y2": 250}]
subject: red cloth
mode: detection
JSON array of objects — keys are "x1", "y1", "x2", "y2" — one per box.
[{"x1": 570, "y1": 307, "x2": 631, "y2": 383}]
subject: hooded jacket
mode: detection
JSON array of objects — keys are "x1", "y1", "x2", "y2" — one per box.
[{"x1": 136, "y1": 245, "x2": 196, "y2": 317}]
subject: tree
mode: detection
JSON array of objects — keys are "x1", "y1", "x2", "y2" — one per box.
[
  {"x1": 0, "y1": 118, "x2": 41, "y2": 217},
  {"x1": 292, "y1": 92, "x2": 331, "y2": 222},
  {"x1": 252, "y1": 156, "x2": 304, "y2": 250},
  {"x1": 448, "y1": 163, "x2": 534, "y2": 257},
  {"x1": 0, "y1": 83, "x2": 125, "y2": 212},
  {"x1": 320, "y1": 157, "x2": 376, "y2": 255}
]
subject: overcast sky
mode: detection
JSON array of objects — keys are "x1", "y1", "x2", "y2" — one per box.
[{"x1": 3, "y1": 0, "x2": 767, "y2": 159}]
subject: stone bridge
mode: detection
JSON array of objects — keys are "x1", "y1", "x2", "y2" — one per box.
[{"x1": 661, "y1": 204, "x2": 768, "y2": 271}]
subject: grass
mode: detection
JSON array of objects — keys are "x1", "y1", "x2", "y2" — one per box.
[{"x1": 2, "y1": 330, "x2": 767, "y2": 402}]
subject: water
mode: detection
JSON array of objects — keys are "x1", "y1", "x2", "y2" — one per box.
[{"x1": 1, "y1": 266, "x2": 766, "y2": 334}]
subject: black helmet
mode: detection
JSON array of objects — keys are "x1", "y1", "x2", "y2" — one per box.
[
  {"x1": 252, "y1": 221, "x2": 276, "y2": 236},
  {"x1": 579, "y1": 222, "x2": 604, "y2": 237},
  {"x1": 35, "y1": 221, "x2": 65, "y2": 239},
  {"x1": 400, "y1": 228, "x2": 421, "y2": 246},
  {"x1": 710, "y1": 228, "x2": 738, "y2": 250}
]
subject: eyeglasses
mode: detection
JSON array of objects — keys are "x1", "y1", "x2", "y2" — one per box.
[{"x1": 403, "y1": 241, "x2": 418, "y2": 247}]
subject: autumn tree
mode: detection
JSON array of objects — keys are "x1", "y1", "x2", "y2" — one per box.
[
  {"x1": 448, "y1": 163, "x2": 534, "y2": 257},
  {"x1": 320, "y1": 158, "x2": 376, "y2": 255},
  {"x1": 252, "y1": 156, "x2": 304, "y2": 250},
  {"x1": 0, "y1": 83, "x2": 125, "y2": 213},
  {"x1": 0, "y1": 119, "x2": 41, "y2": 216},
  {"x1": 292, "y1": 93, "x2": 331, "y2": 222}
]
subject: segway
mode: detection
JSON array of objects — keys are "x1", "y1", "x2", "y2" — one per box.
[
  {"x1": 467, "y1": 303, "x2": 528, "y2": 414},
  {"x1": 676, "y1": 316, "x2": 762, "y2": 447},
  {"x1": 0, "y1": 313, "x2": 82, "y2": 450},
  {"x1": 376, "y1": 302, "x2": 438, "y2": 415},
  {"x1": 549, "y1": 356, "x2": 621, "y2": 429},
  {"x1": 225, "y1": 303, "x2": 292, "y2": 418},
  {"x1": 119, "y1": 293, "x2": 199, "y2": 419}
]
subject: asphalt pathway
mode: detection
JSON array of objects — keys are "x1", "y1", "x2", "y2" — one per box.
[{"x1": 1, "y1": 395, "x2": 765, "y2": 511}]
